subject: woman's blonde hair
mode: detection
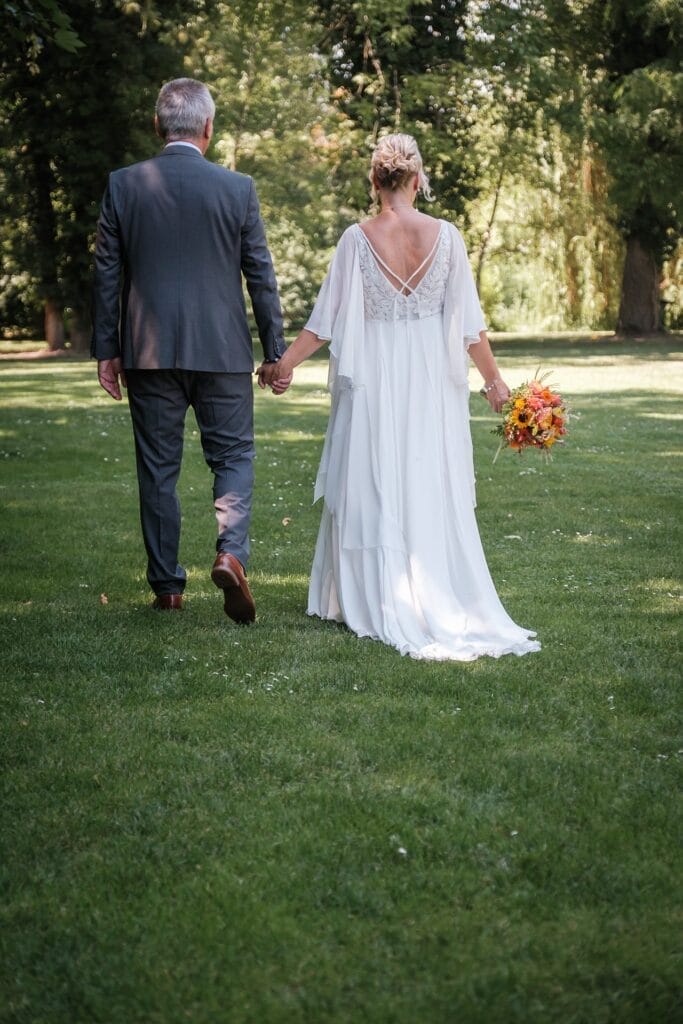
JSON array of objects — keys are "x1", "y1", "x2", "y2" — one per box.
[{"x1": 369, "y1": 133, "x2": 434, "y2": 206}]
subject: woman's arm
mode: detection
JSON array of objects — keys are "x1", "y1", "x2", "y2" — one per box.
[{"x1": 468, "y1": 331, "x2": 510, "y2": 413}]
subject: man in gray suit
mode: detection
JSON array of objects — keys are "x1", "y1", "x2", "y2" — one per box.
[{"x1": 92, "y1": 78, "x2": 290, "y2": 621}]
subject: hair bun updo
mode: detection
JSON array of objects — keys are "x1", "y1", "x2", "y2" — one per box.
[{"x1": 369, "y1": 133, "x2": 434, "y2": 204}]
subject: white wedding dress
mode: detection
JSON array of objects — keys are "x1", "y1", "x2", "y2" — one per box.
[{"x1": 304, "y1": 219, "x2": 540, "y2": 661}]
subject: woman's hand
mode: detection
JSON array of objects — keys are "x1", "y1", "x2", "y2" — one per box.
[
  {"x1": 483, "y1": 378, "x2": 510, "y2": 414},
  {"x1": 270, "y1": 368, "x2": 293, "y2": 395},
  {"x1": 468, "y1": 332, "x2": 510, "y2": 413}
]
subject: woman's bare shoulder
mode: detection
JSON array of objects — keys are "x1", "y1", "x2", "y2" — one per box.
[{"x1": 360, "y1": 210, "x2": 440, "y2": 241}]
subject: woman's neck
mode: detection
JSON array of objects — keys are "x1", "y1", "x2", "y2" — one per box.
[{"x1": 379, "y1": 192, "x2": 416, "y2": 214}]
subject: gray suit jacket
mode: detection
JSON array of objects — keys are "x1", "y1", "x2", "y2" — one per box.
[{"x1": 91, "y1": 145, "x2": 285, "y2": 371}]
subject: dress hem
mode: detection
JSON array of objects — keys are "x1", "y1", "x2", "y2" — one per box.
[{"x1": 307, "y1": 610, "x2": 541, "y2": 662}]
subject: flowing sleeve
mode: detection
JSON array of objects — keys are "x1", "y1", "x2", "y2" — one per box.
[
  {"x1": 453, "y1": 226, "x2": 487, "y2": 345},
  {"x1": 305, "y1": 226, "x2": 365, "y2": 395},
  {"x1": 442, "y1": 224, "x2": 488, "y2": 388},
  {"x1": 305, "y1": 227, "x2": 371, "y2": 507},
  {"x1": 305, "y1": 227, "x2": 357, "y2": 341}
]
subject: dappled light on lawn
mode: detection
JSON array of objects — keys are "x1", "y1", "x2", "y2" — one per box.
[{"x1": 1, "y1": 336, "x2": 681, "y2": 1023}]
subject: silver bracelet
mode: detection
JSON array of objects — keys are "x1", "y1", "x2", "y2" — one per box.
[{"x1": 482, "y1": 378, "x2": 500, "y2": 394}]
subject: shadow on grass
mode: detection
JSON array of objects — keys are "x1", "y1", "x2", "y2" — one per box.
[{"x1": 2, "y1": 345, "x2": 682, "y2": 1024}]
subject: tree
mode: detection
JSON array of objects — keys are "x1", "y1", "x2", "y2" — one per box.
[
  {"x1": 313, "y1": 0, "x2": 478, "y2": 222},
  {"x1": 462, "y1": 2, "x2": 624, "y2": 331},
  {"x1": 0, "y1": 0, "x2": 215, "y2": 349},
  {"x1": 185, "y1": 0, "x2": 343, "y2": 327},
  {"x1": 469, "y1": 0, "x2": 683, "y2": 334},
  {"x1": 589, "y1": 0, "x2": 683, "y2": 332},
  {"x1": 2, "y1": 0, "x2": 84, "y2": 55}
]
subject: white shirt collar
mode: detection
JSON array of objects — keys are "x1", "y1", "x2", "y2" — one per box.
[{"x1": 164, "y1": 141, "x2": 202, "y2": 155}]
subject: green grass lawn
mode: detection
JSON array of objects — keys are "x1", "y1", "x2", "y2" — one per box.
[{"x1": 1, "y1": 337, "x2": 681, "y2": 1024}]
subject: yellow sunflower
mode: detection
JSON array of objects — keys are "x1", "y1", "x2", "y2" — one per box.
[{"x1": 509, "y1": 408, "x2": 532, "y2": 428}]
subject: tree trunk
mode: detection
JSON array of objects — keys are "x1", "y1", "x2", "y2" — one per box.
[
  {"x1": 26, "y1": 143, "x2": 65, "y2": 349},
  {"x1": 68, "y1": 307, "x2": 92, "y2": 352},
  {"x1": 475, "y1": 162, "x2": 505, "y2": 293},
  {"x1": 44, "y1": 298, "x2": 65, "y2": 350},
  {"x1": 616, "y1": 235, "x2": 662, "y2": 334}
]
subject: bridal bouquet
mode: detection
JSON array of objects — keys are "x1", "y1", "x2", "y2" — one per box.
[{"x1": 493, "y1": 371, "x2": 568, "y2": 460}]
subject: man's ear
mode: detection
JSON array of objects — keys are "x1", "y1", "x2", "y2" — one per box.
[
  {"x1": 154, "y1": 114, "x2": 163, "y2": 139},
  {"x1": 204, "y1": 117, "x2": 213, "y2": 141}
]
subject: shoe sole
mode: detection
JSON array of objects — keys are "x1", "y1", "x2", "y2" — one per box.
[{"x1": 211, "y1": 566, "x2": 255, "y2": 624}]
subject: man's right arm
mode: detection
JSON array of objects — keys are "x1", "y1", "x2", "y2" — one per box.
[
  {"x1": 240, "y1": 178, "x2": 286, "y2": 364},
  {"x1": 91, "y1": 175, "x2": 122, "y2": 362}
]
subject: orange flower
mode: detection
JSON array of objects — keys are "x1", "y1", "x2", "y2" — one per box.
[{"x1": 535, "y1": 408, "x2": 553, "y2": 430}]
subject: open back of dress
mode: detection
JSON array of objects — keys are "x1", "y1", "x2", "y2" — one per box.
[{"x1": 358, "y1": 224, "x2": 443, "y2": 294}]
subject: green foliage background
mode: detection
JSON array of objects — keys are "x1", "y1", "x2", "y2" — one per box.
[{"x1": 0, "y1": 0, "x2": 681, "y2": 338}]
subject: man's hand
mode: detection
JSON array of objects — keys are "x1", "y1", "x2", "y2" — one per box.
[
  {"x1": 257, "y1": 361, "x2": 293, "y2": 395},
  {"x1": 98, "y1": 358, "x2": 127, "y2": 401}
]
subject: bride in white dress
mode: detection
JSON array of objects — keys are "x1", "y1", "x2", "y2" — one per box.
[{"x1": 260, "y1": 134, "x2": 540, "y2": 661}]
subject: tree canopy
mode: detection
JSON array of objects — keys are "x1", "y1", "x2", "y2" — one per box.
[{"x1": 1, "y1": 0, "x2": 681, "y2": 345}]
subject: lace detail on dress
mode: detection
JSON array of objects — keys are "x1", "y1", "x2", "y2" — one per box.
[{"x1": 356, "y1": 222, "x2": 450, "y2": 322}]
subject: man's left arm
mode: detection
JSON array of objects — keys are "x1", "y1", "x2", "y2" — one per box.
[
  {"x1": 92, "y1": 177, "x2": 126, "y2": 400},
  {"x1": 92, "y1": 177, "x2": 122, "y2": 359},
  {"x1": 240, "y1": 179, "x2": 286, "y2": 366}
]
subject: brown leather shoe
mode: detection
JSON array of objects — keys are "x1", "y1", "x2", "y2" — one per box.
[
  {"x1": 211, "y1": 552, "x2": 255, "y2": 624},
  {"x1": 152, "y1": 594, "x2": 183, "y2": 611}
]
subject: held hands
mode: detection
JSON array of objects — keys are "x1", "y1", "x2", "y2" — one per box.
[
  {"x1": 257, "y1": 330, "x2": 321, "y2": 393},
  {"x1": 257, "y1": 360, "x2": 292, "y2": 395},
  {"x1": 98, "y1": 358, "x2": 127, "y2": 401}
]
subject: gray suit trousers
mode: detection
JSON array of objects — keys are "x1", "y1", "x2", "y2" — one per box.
[{"x1": 126, "y1": 370, "x2": 254, "y2": 595}]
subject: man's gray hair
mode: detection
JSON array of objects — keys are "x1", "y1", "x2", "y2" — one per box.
[{"x1": 156, "y1": 78, "x2": 215, "y2": 141}]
